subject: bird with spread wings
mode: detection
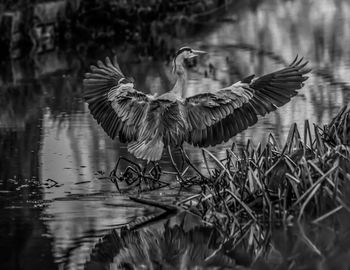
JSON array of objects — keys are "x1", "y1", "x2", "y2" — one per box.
[{"x1": 84, "y1": 47, "x2": 310, "y2": 177}]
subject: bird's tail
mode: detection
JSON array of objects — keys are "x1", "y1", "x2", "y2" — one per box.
[{"x1": 128, "y1": 138, "x2": 164, "y2": 162}]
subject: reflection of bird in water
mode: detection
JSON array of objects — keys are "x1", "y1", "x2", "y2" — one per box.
[
  {"x1": 84, "y1": 47, "x2": 310, "y2": 179},
  {"x1": 84, "y1": 212, "x2": 246, "y2": 270}
]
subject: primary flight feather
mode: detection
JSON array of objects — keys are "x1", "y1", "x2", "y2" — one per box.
[{"x1": 84, "y1": 47, "x2": 310, "y2": 161}]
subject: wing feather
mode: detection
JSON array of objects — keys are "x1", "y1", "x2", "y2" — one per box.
[
  {"x1": 201, "y1": 128, "x2": 208, "y2": 146},
  {"x1": 84, "y1": 56, "x2": 150, "y2": 142},
  {"x1": 206, "y1": 124, "x2": 214, "y2": 146},
  {"x1": 185, "y1": 56, "x2": 310, "y2": 147},
  {"x1": 225, "y1": 116, "x2": 235, "y2": 138}
]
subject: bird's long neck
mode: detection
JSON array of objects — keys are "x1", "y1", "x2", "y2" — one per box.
[{"x1": 170, "y1": 59, "x2": 187, "y2": 98}]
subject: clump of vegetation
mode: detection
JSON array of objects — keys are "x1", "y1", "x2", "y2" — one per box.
[
  {"x1": 102, "y1": 106, "x2": 350, "y2": 269},
  {"x1": 0, "y1": 0, "x2": 229, "y2": 59},
  {"x1": 180, "y1": 106, "x2": 350, "y2": 231}
]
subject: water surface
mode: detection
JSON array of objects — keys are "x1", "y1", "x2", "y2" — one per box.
[{"x1": 1, "y1": 0, "x2": 350, "y2": 269}]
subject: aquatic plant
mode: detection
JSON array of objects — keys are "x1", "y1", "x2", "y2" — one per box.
[
  {"x1": 85, "y1": 212, "x2": 241, "y2": 270},
  {"x1": 180, "y1": 106, "x2": 350, "y2": 231},
  {"x1": 86, "y1": 196, "x2": 350, "y2": 270},
  {"x1": 98, "y1": 106, "x2": 350, "y2": 269}
]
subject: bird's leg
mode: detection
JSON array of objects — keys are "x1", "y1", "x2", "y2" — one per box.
[
  {"x1": 179, "y1": 150, "x2": 187, "y2": 171},
  {"x1": 109, "y1": 157, "x2": 122, "y2": 178},
  {"x1": 167, "y1": 145, "x2": 186, "y2": 183},
  {"x1": 110, "y1": 177, "x2": 121, "y2": 193},
  {"x1": 109, "y1": 157, "x2": 167, "y2": 191},
  {"x1": 109, "y1": 157, "x2": 144, "y2": 192},
  {"x1": 109, "y1": 157, "x2": 142, "y2": 177},
  {"x1": 110, "y1": 165, "x2": 141, "y2": 192},
  {"x1": 137, "y1": 165, "x2": 148, "y2": 189},
  {"x1": 144, "y1": 162, "x2": 169, "y2": 189},
  {"x1": 122, "y1": 166, "x2": 142, "y2": 185},
  {"x1": 149, "y1": 161, "x2": 162, "y2": 181},
  {"x1": 179, "y1": 146, "x2": 206, "y2": 180}
]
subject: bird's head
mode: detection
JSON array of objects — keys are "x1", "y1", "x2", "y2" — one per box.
[{"x1": 172, "y1": 47, "x2": 207, "y2": 73}]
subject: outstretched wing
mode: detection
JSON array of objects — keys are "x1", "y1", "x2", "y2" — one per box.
[
  {"x1": 83, "y1": 56, "x2": 151, "y2": 143},
  {"x1": 185, "y1": 56, "x2": 311, "y2": 147}
]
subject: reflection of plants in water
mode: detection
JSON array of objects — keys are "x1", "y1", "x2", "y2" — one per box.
[
  {"x1": 0, "y1": 83, "x2": 43, "y2": 129},
  {"x1": 221, "y1": 214, "x2": 350, "y2": 269},
  {"x1": 0, "y1": 85, "x2": 43, "y2": 180},
  {"x1": 85, "y1": 208, "x2": 350, "y2": 270},
  {"x1": 40, "y1": 74, "x2": 84, "y2": 119},
  {"x1": 86, "y1": 213, "x2": 243, "y2": 270},
  {"x1": 151, "y1": 107, "x2": 350, "y2": 268}
]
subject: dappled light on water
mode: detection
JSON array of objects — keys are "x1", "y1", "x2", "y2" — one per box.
[{"x1": 0, "y1": 0, "x2": 350, "y2": 269}]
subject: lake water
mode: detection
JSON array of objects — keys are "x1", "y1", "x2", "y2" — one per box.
[{"x1": 1, "y1": 0, "x2": 350, "y2": 269}]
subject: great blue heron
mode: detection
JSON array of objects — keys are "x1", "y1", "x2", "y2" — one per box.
[{"x1": 84, "y1": 47, "x2": 310, "y2": 181}]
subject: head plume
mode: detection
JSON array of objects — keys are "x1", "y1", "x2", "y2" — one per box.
[{"x1": 172, "y1": 47, "x2": 192, "y2": 73}]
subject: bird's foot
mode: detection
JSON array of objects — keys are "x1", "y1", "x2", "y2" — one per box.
[
  {"x1": 109, "y1": 169, "x2": 117, "y2": 178},
  {"x1": 109, "y1": 157, "x2": 166, "y2": 192},
  {"x1": 141, "y1": 162, "x2": 169, "y2": 190},
  {"x1": 108, "y1": 157, "x2": 142, "y2": 191},
  {"x1": 149, "y1": 162, "x2": 162, "y2": 180}
]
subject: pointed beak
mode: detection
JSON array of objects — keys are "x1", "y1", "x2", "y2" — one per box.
[{"x1": 189, "y1": 49, "x2": 207, "y2": 58}]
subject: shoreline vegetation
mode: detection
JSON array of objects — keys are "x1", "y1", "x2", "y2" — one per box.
[
  {"x1": 126, "y1": 106, "x2": 350, "y2": 238},
  {"x1": 122, "y1": 105, "x2": 350, "y2": 228},
  {"x1": 0, "y1": 0, "x2": 232, "y2": 59},
  {"x1": 1, "y1": 1, "x2": 349, "y2": 267},
  {"x1": 96, "y1": 105, "x2": 350, "y2": 269}
]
